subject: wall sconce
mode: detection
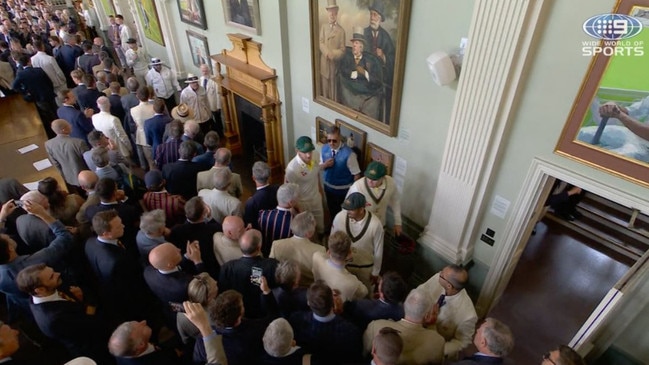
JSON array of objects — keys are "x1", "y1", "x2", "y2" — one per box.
[{"x1": 427, "y1": 38, "x2": 467, "y2": 86}]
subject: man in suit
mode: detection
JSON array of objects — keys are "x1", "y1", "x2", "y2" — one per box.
[
  {"x1": 258, "y1": 183, "x2": 299, "y2": 257},
  {"x1": 169, "y1": 197, "x2": 222, "y2": 279},
  {"x1": 269, "y1": 211, "x2": 324, "y2": 287},
  {"x1": 45, "y1": 119, "x2": 89, "y2": 194},
  {"x1": 142, "y1": 170, "x2": 186, "y2": 228},
  {"x1": 144, "y1": 99, "x2": 172, "y2": 160},
  {"x1": 416, "y1": 265, "x2": 479, "y2": 358},
  {"x1": 364, "y1": 288, "x2": 445, "y2": 365},
  {"x1": 56, "y1": 34, "x2": 83, "y2": 87},
  {"x1": 85, "y1": 210, "x2": 150, "y2": 327},
  {"x1": 131, "y1": 86, "x2": 156, "y2": 170},
  {"x1": 85, "y1": 178, "x2": 140, "y2": 245},
  {"x1": 15, "y1": 264, "x2": 110, "y2": 361},
  {"x1": 243, "y1": 161, "x2": 278, "y2": 229},
  {"x1": 453, "y1": 318, "x2": 514, "y2": 365},
  {"x1": 77, "y1": 73, "x2": 104, "y2": 112},
  {"x1": 15, "y1": 192, "x2": 55, "y2": 253},
  {"x1": 11, "y1": 54, "x2": 57, "y2": 138},
  {"x1": 369, "y1": 326, "x2": 403, "y2": 365},
  {"x1": 108, "y1": 320, "x2": 178, "y2": 365},
  {"x1": 343, "y1": 271, "x2": 407, "y2": 329},
  {"x1": 30, "y1": 40, "x2": 66, "y2": 95},
  {"x1": 198, "y1": 167, "x2": 243, "y2": 224},
  {"x1": 155, "y1": 120, "x2": 183, "y2": 170},
  {"x1": 76, "y1": 42, "x2": 100, "y2": 75},
  {"x1": 57, "y1": 89, "x2": 95, "y2": 145},
  {"x1": 213, "y1": 215, "x2": 247, "y2": 266},
  {"x1": 108, "y1": 82, "x2": 126, "y2": 122},
  {"x1": 312, "y1": 231, "x2": 367, "y2": 302},
  {"x1": 0, "y1": 200, "x2": 73, "y2": 319},
  {"x1": 76, "y1": 170, "x2": 101, "y2": 239},
  {"x1": 93, "y1": 95, "x2": 132, "y2": 161},
  {"x1": 289, "y1": 281, "x2": 363, "y2": 363},
  {"x1": 219, "y1": 229, "x2": 278, "y2": 319},
  {"x1": 162, "y1": 141, "x2": 202, "y2": 200},
  {"x1": 121, "y1": 77, "x2": 140, "y2": 148},
  {"x1": 192, "y1": 131, "x2": 219, "y2": 170},
  {"x1": 83, "y1": 130, "x2": 127, "y2": 170},
  {"x1": 319, "y1": 0, "x2": 345, "y2": 101},
  {"x1": 199, "y1": 64, "x2": 223, "y2": 138},
  {"x1": 196, "y1": 147, "x2": 243, "y2": 198}
]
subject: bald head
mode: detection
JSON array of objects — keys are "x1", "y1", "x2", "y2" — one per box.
[
  {"x1": 222, "y1": 216, "x2": 245, "y2": 240},
  {"x1": 21, "y1": 190, "x2": 49, "y2": 209},
  {"x1": 148, "y1": 242, "x2": 181, "y2": 270},
  {"x1": 240, "y1": 229, "x2": 262, "y2": 256},
  {"x1": 51, "y1": 119, "x2": 70, "y2": 135},
  {"x1": 78, "y1": 170, "x2": 98, "y2": 191}
]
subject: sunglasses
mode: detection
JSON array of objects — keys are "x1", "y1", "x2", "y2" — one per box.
[{"x1": 327, "y1": 139, "x2": 339, "y2": 143}]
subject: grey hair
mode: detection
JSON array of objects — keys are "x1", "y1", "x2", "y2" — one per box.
[
  {"x1": 252, "y1": 161, "x2": 271, "y2": 184},
  {"x1": 91, "y1": 147, "x2": 109, "y2": 168},
  {"x1": 263, "y1": 318, "x2": 294, "y2": 357},
  {"x1": 108, "y1": 322, "x2": 139, "y2": 357},
  {"x1": 482, "y1": 318, "x2": 514, "y2": 357},
  {"x1": 183, "y1": 120, "x2": 199, "y2": 137},
  {"x1": 213, "y1": 168, "x2": 232, "y2": 190},
  {"x1": 214, "y1": 148, "x2": 232, "y2": 165},
  {"x1": 277, "y1": 183, "x2": 299, "y2": 207},
  {"x1": 403, "y1": 289, "x2": 433, "y2": 323},
  {"x1": 139, "y1": 209, "x2": 166, "y2": 235},
  {"x1": 96, "y1": 96, "x2": 110, "y2": 112},
  {"x1": 126, "y1": 77, "x2": 139, "y2": 92},
  {"x1": 290, "y1": 211, "x2": 315, "y2": 238}
]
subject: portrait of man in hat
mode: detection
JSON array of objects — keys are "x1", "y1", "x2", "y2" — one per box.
[{"x1": 319, "y1": 0, "x2": 346, "y2": 101}]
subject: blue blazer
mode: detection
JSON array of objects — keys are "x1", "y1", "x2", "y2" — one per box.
[
  {"x1": 244, "y1": 185, "x2": 279, "y2": 229},
  {"x1": 343, "y1": 298, "x2": 404, "y2": 329},
  {"x1": 57, "y1": 105, "x2": 93, "y2": 145},
  {"x1": 76, "y1": 87, "x2": 105, "y2": 112},
  {"x1": 11, "y1": 66, "x2": 54, "y2": 102},
  {"x1": 144, "y1": 114, "x2": 171, "y2": 158}
]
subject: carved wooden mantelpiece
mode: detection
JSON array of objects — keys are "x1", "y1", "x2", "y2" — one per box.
[{"x1": 211, "y1": 33, "x2": 284, "y2": 182}]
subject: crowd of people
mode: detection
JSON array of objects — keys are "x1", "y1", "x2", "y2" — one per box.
[{"x1": 0, "y1": 1, "x2": 587, "y2": 365}]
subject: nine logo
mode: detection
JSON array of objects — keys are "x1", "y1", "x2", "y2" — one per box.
[{"x1": 582, "y1": 14, "x2": 643, "y2": 40}]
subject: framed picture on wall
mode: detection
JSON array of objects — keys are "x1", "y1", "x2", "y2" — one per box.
[
  {"x1": 555, "y1": 0, "x2": 649, "y2": 187},
  {"x1": 135, "y1": 0, "x2": 165, "y2": 46},
  {"x1": 316, "y1": 117, "x2": 334, "y2": 145},
  {"x1": 221, "y1": 0, "x2": 261, "y2": 35},
  {"x1": 365, "y1": 142, "x2": 394, "y2": 175},
  {"x1": 177, "y1": 0, "x2": 207, "y2": 30},
  {"x1": 310, "y1": 0, "x2": 412, "y2": 137},
  {"x1": 98, "y1": 0, "x2": 115, "y2": 16},
  {"x1": 336, "y1": 119, "x2": 367, "y2": 170},
  {"x1": 186, "y1": 30, "x2": 212, "y2": 73}
]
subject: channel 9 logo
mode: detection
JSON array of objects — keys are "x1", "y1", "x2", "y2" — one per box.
[{"x1": 582, "y1": 14, "x2": 644, "y2": 56}]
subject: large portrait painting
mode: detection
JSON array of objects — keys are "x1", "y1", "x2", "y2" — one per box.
[
  {"x1": 221, "y1": 0, "x2": 261, "y2": 35},
  {"x1": 177, "y1": 0, "x2": 207, "y2": 30},
  {"x1": 310, "y1": 0, "x2": 411, "y2": 137},
  {"x1": 337, "y1": 119, "x2": 367, "y2": 170},
  {"x1": 98, "y1": 0, "x2": 115, "y2": 16},
  {"x1": 186, "y1": 31, "x2": 212, "y2": 73},
  {"x1": 556, "y1": 0, "x2": 649, "y2": 186},
  {"x1": 135, "y1": 0, "x2": 164, "y2": 46}
]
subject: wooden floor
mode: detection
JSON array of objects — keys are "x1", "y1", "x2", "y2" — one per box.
[
  {"x1": 488, "y1": 218, "x2": 631, "y2": 364},
  {"x1": 0, "y1": 95, "x2": 65, "y2": 189}
]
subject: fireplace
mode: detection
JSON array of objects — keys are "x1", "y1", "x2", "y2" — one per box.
[{"x1": 235, "y1": 95, "x2": 267, "y2": 161}]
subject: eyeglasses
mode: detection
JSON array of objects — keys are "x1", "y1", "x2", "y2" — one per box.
[
  {"x1": 542, "y1": 352, "x2": 557, "y2": 365},
  {"x1": 327, "y1": 139, "x2": 339, "y2": 143},
  {"x1": 439, "y1": 271, "x2": 456, "y2": 289}
]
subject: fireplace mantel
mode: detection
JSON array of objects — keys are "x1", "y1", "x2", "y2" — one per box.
[{"x1": 211, "y1": 33, "x2": 285, "y2": 182}]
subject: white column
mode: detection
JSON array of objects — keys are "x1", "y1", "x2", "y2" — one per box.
[
  {"x1": 418, "y1": 0, "x2": 547, "y2": 263},
  {"x1": 156, "y1": 0, "x2": 184, "y2": 77}
]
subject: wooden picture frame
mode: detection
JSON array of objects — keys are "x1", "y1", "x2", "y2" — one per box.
[
  {"x1": 365, "y1": 142, "x2": 394, "y2": 176},
  {"x1": 177, "y1": 0, "x2": 207, "y2": 30},
  {"x1": 336, "y1": 119, "x2": 367, "y2": 170},
  {"x1": 222, "y1": 0, "x2": 261, "y2": 35},
  {"x1": 316, "y1": 117, "x2": 334, "y2": 145},
  {"x1": 310, "y1": 0, "x2": 412, "y2": 137},
  {"x1": 555, "y1": 0, "x2": 649, "y2": 187},
  {"x1": 136, "y1": 0, "x2": 164, "y2": 46},
  {"x1": 186, "y1": 30, "x2": 212, "y2": 73}
]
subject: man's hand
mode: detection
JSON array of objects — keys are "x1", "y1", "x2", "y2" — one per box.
[
  {"x1": 332, "y1": 289, "x2": 343, "y2": 314},
  {"x1": 394, "y1": 225, "x2": 402, "y2": 237},
  {"x1": 375, "y1": 47, "x2": 385, "y2": 60},
  {"x1": 23, "y1": 200, "x2": 55, "y2": 224},
  {"x1": 185, "y1": 240, "x2": 202, "y2": 264},
  {"x1": 66, "y1": 226, "x2": 79, "y2": 235},
  {"x1": 84, "y1": 108, "x2": 94, "y2": 118},
  {"x1": 0, "y1": 200, "x2": 17, "y2": 222},
  {"x1": 69, "y1": 286, "x2": 84, "y2": 302},
  {"x1": 321, "y1": 158, "x2": 334, "y2": 169},
  {"x1": 356, "y1": 65, "x2": 366, "y2": 75},
  {"x1": 599, "y1": 102, "x2": 627, "y2": 118},
  {"x1": 183, "y1": 301, "x2": 212, "y2": 336},
  {"x1": 423, "y1": 303, "x2": 440, "y2": 327},
  {"x1": 567, "y1": 186, "x2": 582, "y2": 196},
  {"x1": 260, "y1": 276, "x2": 271, "y2": 295},
  {"x1": 115, "y1": 189, "x2": 126, "y2": 201}
]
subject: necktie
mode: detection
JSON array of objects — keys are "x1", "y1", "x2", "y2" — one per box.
[
  {"x1": 437, "y1": 294, "x2": 446, "y2": 308},
  {"x1": 332, "y1": 150, "x2": 336, "y2": 159},
  {"x1": 203, "y1": 78, "x2": 207, "y2": 89}
]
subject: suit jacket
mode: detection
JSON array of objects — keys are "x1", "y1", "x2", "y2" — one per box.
[
  {"x1": 108, "y1": 93, "x2": 125, "y2": 121},
  {"x1": 56, "y1": 44, "x2": 83, "y2": 80},
  {"x1": 144, "y1": 114, "x2": 171, "y2": 158},
  {"x1": 343, "y1": 298, "x2": 404, "y2": 329},
  {"x1": 45, "y1": 135, "x2": 89, "y2": 186},
  {"x1": 212, "y1": 233, "x2": 241, "y2": 266},
  {"x1": 85, "y1": 202, "x2": 141, "y2": 245},
  {"x1": 219, "y1": 256, "x2": 279, "y2": 319},
  {"x1": 121, "y1": 92, "x2": 140, "y2": 134},
  {"x1": 312, "y1": 251, "x2": 367, "y2": 302},
  {"x1": 92, "y1": 111, "x2": 132, "y2": 158},
  {"x1": 11, "y1": 66, "x2": 54, "y2": 102},
  {"x1": 155, "y1": 138, "x2": 182, "y2": 170},
  {"x1": 29, "y1": 298, "x2": 109, "y2": 360},
  {"x1": 57, "y1": 105, "x2": 94, "y2": 145},
  {"x1": 243, "y1": 185, "x2": 279, "y2": 229},
  {"x1": 143, "y1": 266, "x2": 202, "y2": 308},
  {"x1": 131, "y1": 102, "x2": 155, "y2": 146},
  {"x1": 76, "y1": 53, "x2": 100, "y2": 75},
  {"x1": 30, "y1": 51, "x2": 66, "y2": 89},
  {"x1": 454, "y1": 354, "x2": 510, "y2": 364},
  {"x1": 198, "y1": 188, "x2": 243, "y2": 224},
  {"x1": 258, "y1": 208, "x2": 293, "y2": 258},
  {"x1": 196, "y1": 166, "x2": 243, "y2": 199},
  {"x1": 163, "y1": 160, "x2": 202, "y2": 200},
  {"x1": 16, "y1": 213, "x2": 55, "y2": 253},
  {"x1": 76, "y1": 87, "x2": 104, "y2": 112},
  {"x1": 169, "y1": 220, "x2": 222, "y2": 279},
  {"x1": 363, "y1": 319, "x2": 445, "y2": 365},
  {"x1": 269, "y1": 236, "x2": 325, "y2": 287},
  {"x1": 289, "y1": 311, "x2": 362, "y2": 363}
]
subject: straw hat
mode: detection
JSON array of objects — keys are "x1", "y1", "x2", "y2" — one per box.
[{"x1": 171, "y1": 103, "x2": 195, "y2": 121}]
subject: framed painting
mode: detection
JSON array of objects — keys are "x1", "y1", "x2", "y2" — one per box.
[
  {"x1": 310, "y1": 0, "x2": 411, "y2": 137},
  {"x1": 186, "y1": 30, "x2": 212, "y2": 73},
  {"x1": 336, "y1": 119, "x2": 367, "y2": 169},
  {"x1": 98, "y1": 0, "x2": 115, "y2": 16},
  {"x1": 365, "y1": 142, "x2": 394, "y2": 175},
  {"x1": 135, "y1": 0, "x2": 164, "y2": 46},
  {"x1": 221, "y1": 0, "x2": 261, "y2": 35},
  {"x1": 316, "y1": 117, "x2": 335, "y2": 145},
  {"x1": 555, "y1": 0, "x2": 649, "y2": 187},
  {"x1": 177, "y1": 0, "x2": 207, "y2": 30}
]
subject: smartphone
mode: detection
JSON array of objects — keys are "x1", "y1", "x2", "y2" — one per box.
[
  {"x1": 13, "y1": 200, "x2": 24, "y2": 208},
  {"x1": 169, "y1": 302, "x2": 185, "y2": 313},
  {"x1": 250, "y1": 266, "x2": 262, "y2": 286}
]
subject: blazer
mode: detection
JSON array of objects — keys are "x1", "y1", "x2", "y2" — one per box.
[
  {"x1": 76, "y1": 87, "x2": 104, "y2": 112},
  {"x1": 169, "y1": 220, "x2": 223, "y2": 279},
  {"x1": 108, "y1": 93, "x2": 126, "y2": 121},
  {"x1": 363, "y1": 319, "x2": 445, "y2": 365},
  {"x1": 30, "y1": 51, "x2": 66, "y2": 89},
  {"x1": 219, "y1": 255, "x2": 279, "y2": 319},
  {"x1": 269, "y1": 236, "x2": 325, "y2": 287},
  {"x1": 144, "y1": 114, "x2": 171, "y2": 157},
  {"x1": 343, "y1": 298, "x2": 404, "y2": 329},
  {"x1": 85, "y1": 202, "x2": 141, "y2": 245},
  {"x1": 243, "y1": 185, "x2": 279, "y2": 228},
  {"x1": 196, "y1": 166, "x2": 243, "y2": 199},
  {"x1": 143, "y1": 267, "x2": 195, "y2": 305},
  {"x1": 162, "y1": 160, "x2": 202, "y2": 200},
  {"x1": 289, "y1": 311, "x2": 363, "y2": 363},
  {"x1": 11, "y1": 66, "x2": 55, "y2": 102},
  {"x1": 258, "y1": 208, "x2": 293, "y2": 257},
  {"x1": 45, "y1": 135, "x2": 89, "y2": 186},
  {"x1": 56, "y1": 44, "x2": 83, "y2": 80},
  {"x1": 57, "y1": 105, "x2": 94, "y2": 144}
]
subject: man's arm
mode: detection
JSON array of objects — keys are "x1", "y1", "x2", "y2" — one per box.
[
  {"x1": 371, "y1": 222, "x2": 384, "y2": 277},
  {"x1": 23, "y1": 201, "x2": 73, "y2": 267},
  {"x1": 183, "y1": 302, "x2": 227, "y2": 365},
  {"x1": 388, "y1": 178, "x2": 403, "y2": 234},
  {"x1": 347, "y1": 152, "x2": 362, "y2": 181},
  {"x1": 444, "y1": 313, "x2": 478, "y2": 357}
]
